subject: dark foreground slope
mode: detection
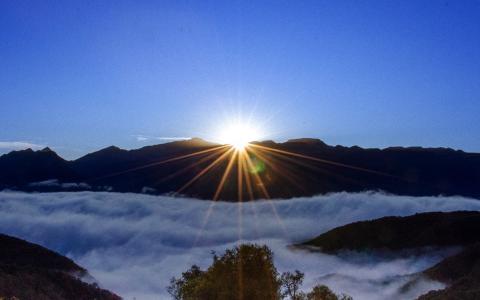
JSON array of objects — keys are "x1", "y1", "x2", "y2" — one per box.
[
  {"x1": 419, "y1": 244, "x2": 480, "y2": 300},
  {"x1": 0, "y1": 233, "x2": 120, "y2": 300},
  {"x1": 1, "y1": 138, "x2": 480, "y2": 200},
  {"x1": 302, "y1": 211, "x2": 480, "y2": 253},
  {"x1": 301, "y1": 211, "x2": 480, "y2": 300}
]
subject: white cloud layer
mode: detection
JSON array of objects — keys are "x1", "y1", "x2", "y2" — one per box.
[
  {"x1": 0, "y1": 191, "x2": 479, "y2": 300},
  {"x1": 0, "y1": 141, "x2": 45, "y2": 151},
  {"x1": 134, "y1": 135, "x2": 191, "y2": 142}
]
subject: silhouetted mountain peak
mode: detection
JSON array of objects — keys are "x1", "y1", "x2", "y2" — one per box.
[
  {"x1": 101, "y1": 145, "x2": 123, "y2": 153},
  {"x1": 78, "y1": 145, "x2": 126, "y2": 158},
  {"x1": 182, "y1": 137, "x2": 216, "y2": 146},
  {"x1": 39, "y1": 147, "x2": 54, "y2": 153},
  {"x1": 1, "y1": 147, "x2": 62, "y2": 160},
  {"x1": 135, "y1": 138, "x2": 216, "y2": 153},
  {"x1": 285, "y1": 138, "x2": 328, "y2": 146},
  {"x1": 75, "y1": 146, "x2": 128, "y2": 167},
  {"x1": 5, "y1": 148, "x2": 34, "y2": 156},
  {"x1": 252, "y1": 140, "x2": 277, "y2": 146}
]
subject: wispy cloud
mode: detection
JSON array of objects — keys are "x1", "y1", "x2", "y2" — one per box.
[
  {"x1": 0, "y1": 141, "x2": 45, "y2": 151},
  {"x1": 28, "y1": 179, "x2": 91, "y2": 189},
  {"x1": 0, "y1": 191, "x2": 479, "y2": 299},
  {"x1": 133, "y1": 135, "x2": 191, "y2": 142}
]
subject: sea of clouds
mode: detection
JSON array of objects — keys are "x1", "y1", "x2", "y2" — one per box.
[{"x1": 1, "y1": 191, "x2": 480, "y2": 299}]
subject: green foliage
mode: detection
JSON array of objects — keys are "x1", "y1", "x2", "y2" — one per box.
[
  {"x1": 168, "y1": 244, "x2": 281, "y2": 300},
  {"x1": 167, "y1": 265, "x2": 205, "y2": 300},
  {"x1": 167, "y1": 244, "x2": 353, "y2": 300},
  {"x1": 305, "y1": 285, "x2": 353, "y2": 300},
  {"x1": 305, "y1": 285, "x2": 337, "y2": 300}
]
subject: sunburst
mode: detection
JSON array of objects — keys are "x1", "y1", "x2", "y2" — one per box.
[
  {"x1": 90, "y1": 117, "x2": 395, "y2": 245},
  {"x1": 217, "y1": 122, "x2": 262, "y2": 151}
]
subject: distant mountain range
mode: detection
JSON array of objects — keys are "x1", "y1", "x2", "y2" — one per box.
[{"x1": 1, "y1": 138, "x2": 479, "y2": 200}]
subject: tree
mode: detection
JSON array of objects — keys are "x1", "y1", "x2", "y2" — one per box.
[
  {"x1": 280, "y1": 270, "x2": 305, "y2": 300},
  {"x1": 167, "y1": 265, "x2": 204, "y2": 300},
  {"x1": 167, "y1": 244, "x2": 352, "y2": 300},
  {"x1": 167, "y1": 244, "x2": 281, "y2": 300},
  {"x1": 306, "y1": 285, "x2": 348, "y2": 300}
]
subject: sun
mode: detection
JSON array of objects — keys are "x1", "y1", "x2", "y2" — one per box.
[{"x1": 218, "y1": 123, "x2": 262, "y2": 151}]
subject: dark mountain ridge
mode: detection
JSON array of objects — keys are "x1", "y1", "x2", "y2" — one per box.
[
  {"x1": 300, "y1": 211, "x2": 480, "y2": 300},
  {"x1": 0, "y1": 233, "x2": 120, "y2": 300},
  {"x1": 301, "y1": 211, "x2": 480, "y2": 253},
  {"x1": 1, "y1": 138, "x2": 479, "y2": 200},
  {"x1": 419, "y1": 243, "x2": 480, "y2": 299}
]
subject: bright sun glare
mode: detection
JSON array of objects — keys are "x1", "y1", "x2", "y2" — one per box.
[{"x1": 218, "y1": 123, "x2": 262, "y2": 150}]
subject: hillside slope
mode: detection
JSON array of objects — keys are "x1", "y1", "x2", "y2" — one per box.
[
  {"x1": 0, "y1": 233, "x2": 120, "y2": 300},
  {"x1": 418, "y1": 243, "x2": 480, "y2": 299},
  {"x1": 300, "y1": 211, "x2": 480, "y2": 300},
  {"x1": 302, "y1": 211, "x2": 480, "y2": 253}
]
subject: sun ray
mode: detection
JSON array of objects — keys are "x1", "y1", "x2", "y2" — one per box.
[
  {"x1": 155, "y1": 146, "x2": 230, "y2": 184},
  {"x1": 190, "y1": 149, "x2": 244, "y2": 249},
  {"x1": 260, "y1": 145, "x2": 369, "y2": 189},
  {"x1": 239, "y1": 154, "x2": 261, "y2": 240},
  {"x1": 236, "y1": 151, "x2": 244, "y2": 300},
  {"x1": 241, "y1": 156, "x2": 255, "y2": 201},
  {"x1": 246, "y1": 147, "x2": 307, "y2": 194},
  {"x1": 213, "y1": 150, "x2": 238, "y2": 200},
  {"x1": 243, "y1": 149, "x2": 288, "y2": 236},
  {"x1": 90, "y1": 144, "x2": 230, "y2": 182},
  {"x1": 251, "y1": 144, "x2": 393, "y2": 190},
  {"x1": 236, "y1": 151, "x2": 244, "y2": 242},
  {"x1": 254, "y1": 145, "x2": 354, "y2": 183},
  {"x1": 249, "y1": 143, "x2": 398, "y2": 179},
  {"x1": 177, "y1": 147, "x2": 234, "y2": 194},
  {"x1": 237, "y1": 150, "x2": 244, "y2": 202},
  {"x1": 243, "y1": 152, "x2": 269, "y2": 199}
]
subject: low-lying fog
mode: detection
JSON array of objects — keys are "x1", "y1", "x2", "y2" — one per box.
[{"x1": 1, "y1": 191, "x2": 479, "y2": 299}]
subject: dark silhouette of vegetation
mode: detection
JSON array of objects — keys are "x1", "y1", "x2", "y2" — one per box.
[
  {"x1": 278, "y1": 271, "x2": 352, "y2": 300},
  {"x1": 280, "y1": 270, "x2": 304, "y2": 299},
  {"x1": 304, "y1": 285, "x2": 352, "y2": 300},
  {"x1": 167, "y1": 244, "x2": 352, "y2": 300}
]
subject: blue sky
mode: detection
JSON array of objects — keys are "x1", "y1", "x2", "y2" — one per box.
[{"x1": 1, "y1": 1, "x2": 479, "y2": 159}]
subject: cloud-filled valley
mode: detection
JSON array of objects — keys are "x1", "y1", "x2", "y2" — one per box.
[{"x1": 1, "y1": 191, "x2": 480, "y2": 299}]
